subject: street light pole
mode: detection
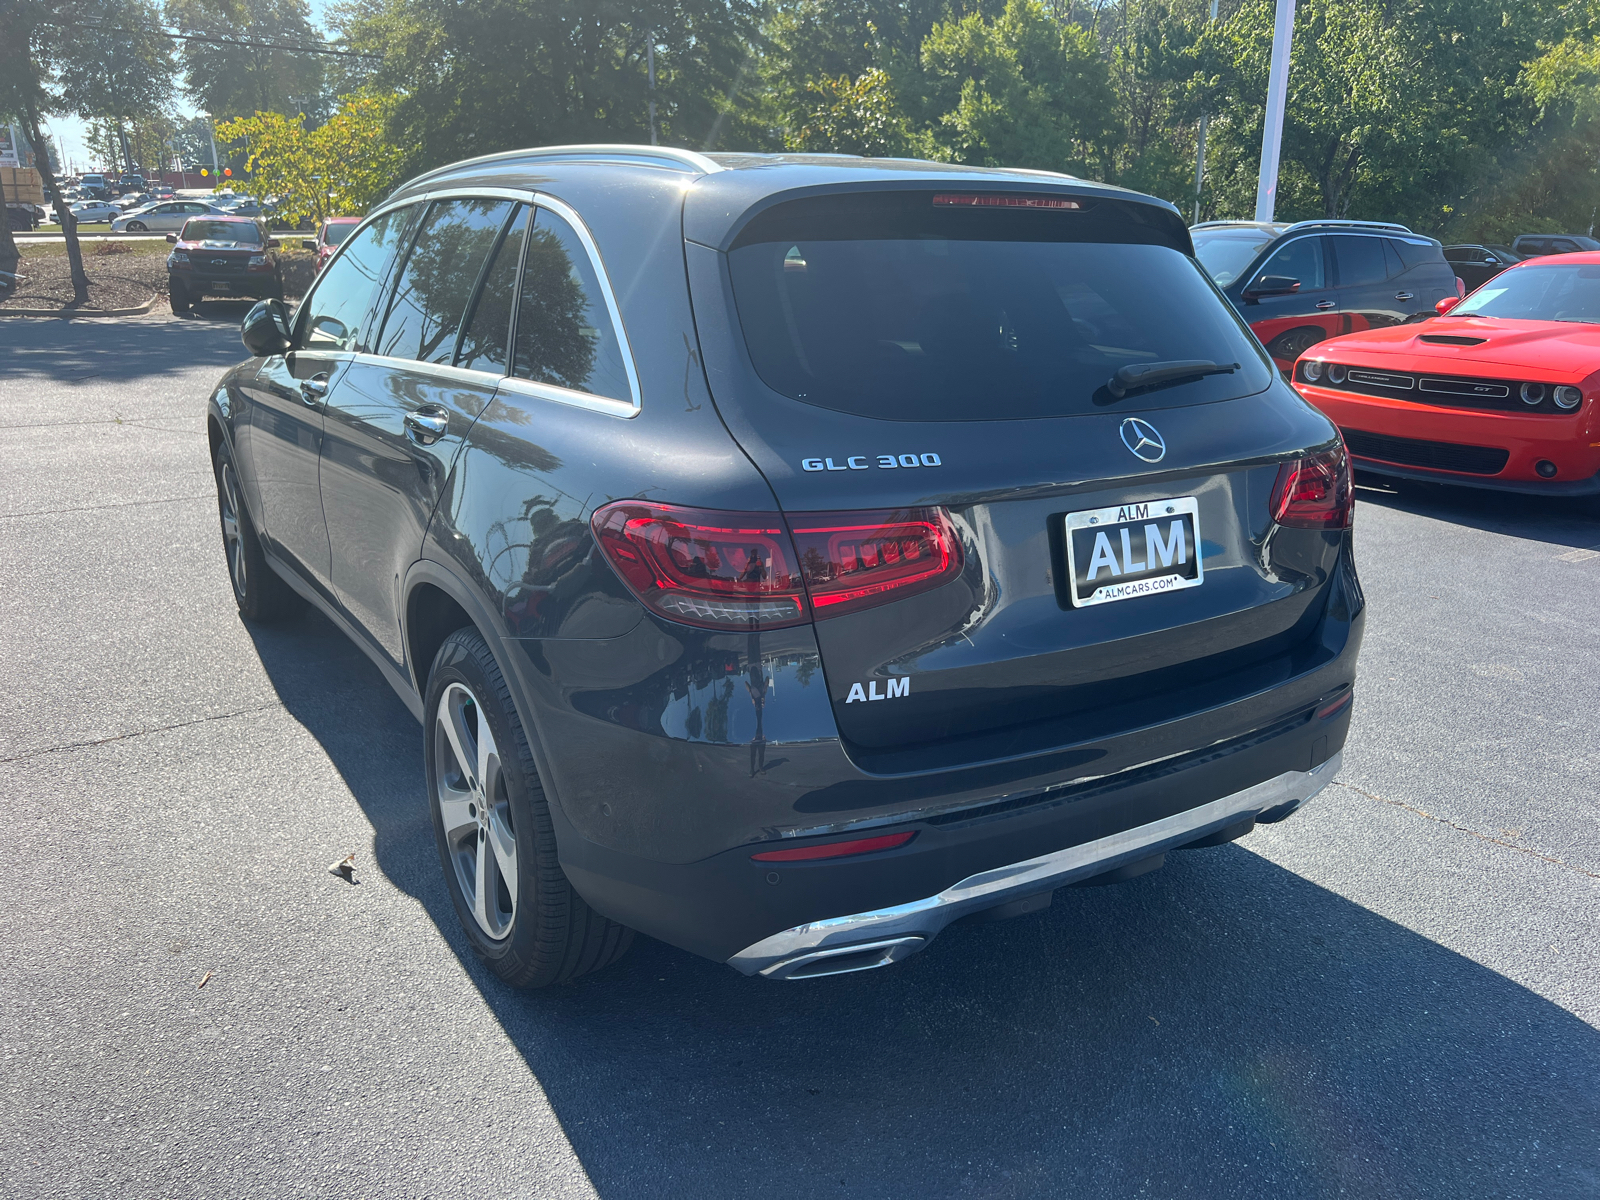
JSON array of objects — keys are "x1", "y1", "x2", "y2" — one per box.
[
  {"x1": 647, "y1": 35, "x2": 658, "y2": 146},
  {"x1": 1254, "y1": 0, "x2": 1297, "y2": 223},
  {"x1": 206, "y1": 114, "x2": 220, "y2": 181},
  {"x1": 1191, "y1": 0, "x2": 1220, "y2": 224}
]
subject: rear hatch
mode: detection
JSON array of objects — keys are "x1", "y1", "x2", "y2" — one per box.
[{"x1": 684, "y1": 181, "x2": 1346, "y2": 772}]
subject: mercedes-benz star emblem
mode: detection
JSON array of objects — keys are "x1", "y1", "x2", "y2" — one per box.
[{"x1": 1119, "y1": 417, "x2": 1167, "y2": 463}]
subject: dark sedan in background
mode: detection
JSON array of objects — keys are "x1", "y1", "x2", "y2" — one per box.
[
  {"x1": 1443, "y1": 243, "x2": 1520, "y2": 291},
  {"x1": 211, "y1": 148, "x2": 1362, "y2": 988}
]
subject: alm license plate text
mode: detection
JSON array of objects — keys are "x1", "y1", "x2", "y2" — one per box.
[{"x1": 1063, "y1": 496, "x2": 1203, "y2": 608}]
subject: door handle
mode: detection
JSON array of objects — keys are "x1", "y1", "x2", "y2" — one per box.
[
  {"x1": 1315, "y1": 300, "x2": 1336, "y2": 310},
  {"x1": 1394, "y1": 291, "x2": 1414, "y2": 301},
  {"x1": 299, "y1": 374, "x2": 328, "y2": 405},
  {"x1": 404, "y1": 406, "x2": 450, "y2": 446}
]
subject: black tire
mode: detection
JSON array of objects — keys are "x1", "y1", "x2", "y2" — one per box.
[
  {"x1": 126, "y1": 220, "x2": 147, "y2": 232},
  {"x1": 169, "y1": 282, "x2": 191, "y2": 314},
  {"x1": 211, "y1": 438, "x2": 300, "y2": 621},
  {"x1": 424, "y1": 628, "x2": 633, "y2": 988}
]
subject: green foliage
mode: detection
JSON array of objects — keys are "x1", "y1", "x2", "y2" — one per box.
[
  {"x1": 166, "y1": 0, "x2": 328, "y2": 121},
  {"x1": 215, "y1": 92, "x2": 403, "y2": 223}
]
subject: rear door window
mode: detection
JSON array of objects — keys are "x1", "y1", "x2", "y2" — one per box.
[
  {"x1": 511, "y1": 207, "x2": 631, "y2": 400},
  {"x1": 297, "y1": 208, "x2": 414, "y2": 352},
  {"x1": 727, "y1": 193, "x2": 1272, "y2": 420},
  {"x1": 456, "y1": 204, "x2": 528, "y2": 374},
  {"x1": 375, "y1": 198, "x2": 515, "y2": 364},
  {"x1": 1333, "y1": 235, "x2": 1389, "y2": 286}
]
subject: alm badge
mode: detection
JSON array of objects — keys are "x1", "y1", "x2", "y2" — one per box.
[{"x1": 846, "y1": 678, "x2": 910, "y2": 703}]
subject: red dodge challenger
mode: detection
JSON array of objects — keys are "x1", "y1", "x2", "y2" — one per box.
[{"x1": 1292, "y1": 251, "x2": 1600, "y2": 496}]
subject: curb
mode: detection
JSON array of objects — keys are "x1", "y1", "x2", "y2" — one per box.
[{"x1": 0, "y1": 295, "x2": 157, "y2": 318}]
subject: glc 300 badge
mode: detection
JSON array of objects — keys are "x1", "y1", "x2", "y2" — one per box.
[
  {"x1": 802, "y1": 453, "x2": 942, "y2": 472},
  {"x1": 1119, "y1": 418, "x2": 1166, "y2": 463}
]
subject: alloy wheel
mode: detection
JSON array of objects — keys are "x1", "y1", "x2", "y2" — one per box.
[
  {"x1": 434, "y1": 682, "x2": 518, "y2": 939},
  {"x1": 218, "y1": 460, "x2": 247, "y2": 598}
]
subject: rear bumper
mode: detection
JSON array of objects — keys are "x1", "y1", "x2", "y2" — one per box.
[
  {"x1": 1352, "y1": 457, "x2": 1600, "y2": 496},
  {"x1": 732, "y1": 752, "x2": 1340, "y2": 979}
]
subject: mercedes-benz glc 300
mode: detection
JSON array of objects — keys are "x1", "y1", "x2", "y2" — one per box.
[{"x1": 211, "y1": 147, "x2": 1362, "y2": 986}]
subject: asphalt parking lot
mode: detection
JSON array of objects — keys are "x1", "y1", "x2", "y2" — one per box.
[{"x1": 2, "y1": 311, "x2": 1597, "y2": 1199}]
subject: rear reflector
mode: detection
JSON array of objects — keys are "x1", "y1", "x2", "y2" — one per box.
[
  {"x1": 788, "y1": 508, "x2": 964, "y2": 619},
  {"x1": 1316, "y1": 691, "x2": 1353, "y2": 719},
  {"x1": 1271, "y1": 442, "x2": 1353, "y2": 529},
  {"x1": 933, "y1": 193, "x2": 1081, "y2": 210},
  {"x1": 590, "y1": 502, "x2": 964, "y2": 630},
  {"x1": 751, "y1": 831, "x2": 916, "y2": 862}
]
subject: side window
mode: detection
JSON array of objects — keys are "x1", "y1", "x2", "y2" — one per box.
[
  {"x1": 511, "y1": 207, "x2": 631, "y2": 399},
  {"x1": 1390, "y1": 238, "x2": 1439, "y2": 271},
  {"x1": 1253, "y1": 237, "x2": 1325, "y2": 291},
  {"x1": 1383, "y1": 239, "x2": 1405, "y2": 277},
  {"x1": 456, "y1": 204, "x2": 528, "y2": 374},
  {"x1": 1554, "y1": 239, "x2": 1577, "y2": 253},
  {"x1": 375, "y1": 198, "x2": 514, "y2": 365},
  {"x1": 185, "y1": 203, "x2": 208, "y2": 214},
  {"x1": 298, "y1": 208, "x2": 413, "y2": 352},
  {"x1": 1333, "y1": 236, "x2": 1388, "y2": 287}
]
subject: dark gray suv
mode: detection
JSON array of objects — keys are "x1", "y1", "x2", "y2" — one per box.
[{"x1": 213, "y1": 147, "x2": 1362, "y2": 986}]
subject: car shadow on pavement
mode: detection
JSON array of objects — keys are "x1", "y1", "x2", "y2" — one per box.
[
  {"x1": 246, "y1": 606, "x2": 1600, "y2": 1200},
  {"x1": 0, "y1": 308, "x2": 249, "y2": 384},
  {"x1": 1355, "y1": 473, "x2": 1599, "y2": 550}
]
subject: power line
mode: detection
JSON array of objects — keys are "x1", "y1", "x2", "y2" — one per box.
[{"x1": 36, "y1": 19, "x2": 383, "y2": 60}]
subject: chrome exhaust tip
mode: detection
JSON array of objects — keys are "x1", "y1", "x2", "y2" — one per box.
[{"x1": 760, "y1": 936, "x2": 927, "y2": 980}]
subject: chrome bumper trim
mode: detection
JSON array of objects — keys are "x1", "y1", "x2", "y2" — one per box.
[{"x1": 728, "y1": 752, "x2": 1340, "y2": 978}]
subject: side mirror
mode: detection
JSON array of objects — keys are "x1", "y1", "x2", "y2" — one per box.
[
  {"x1": 241, "y1": 298, "x2": 293, "y2": 357},
  {"x1": 165, "y1": 233, "x2": 177, "y2": 244},
  {"x1": 267, "y1": 238, "x2": 280, "y2": 249},
  {"x1": 1435, "y1": 296, "x2": 1461, "y2": 316},
  {"x1": 1242, "y1": 275, "x2": 1301, "y2": 299},
  {"x1": 1484, "y1": 256, "x2": 1499, "y2": 265},
  {"x1": 300, "y1": 239, "x2": 316, "y2": 251}
]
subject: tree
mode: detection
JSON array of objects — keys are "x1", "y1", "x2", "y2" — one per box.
[
  {"x1": 334, "y1": 0, "x2": 762, "y2": 173},
  {"x1": 784, "y1": 68, "x2": 921, "y2": 155},
  {"x1": 0, "y1": 0, "x2": 176, "y2": 300},
  {"x1": 214, "y1": 91, "x2": 403, "y2": 224},
  {"x1": 166, "y1": 0, "x2": 329, "y2": 121}
]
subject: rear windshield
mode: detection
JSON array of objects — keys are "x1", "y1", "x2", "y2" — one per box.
[
  {"x1": 324, "y1": 221, "x2": 357, "y2": 245},
  {"x1": 728, "y1": 194, "x2": 1272, "y2": 421},
  {"x1": 1454, "y1": 263, "x2": 1600, "y2": 322},
  {"x1": 184, "y1": 220, "x2": 261, "y2": 244}
]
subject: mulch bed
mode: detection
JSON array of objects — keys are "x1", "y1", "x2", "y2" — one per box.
[{"x1": 1, "y1": 243, "x2": 316, "y2": 313}]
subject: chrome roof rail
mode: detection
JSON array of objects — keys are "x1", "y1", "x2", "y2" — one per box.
[
  {"x1": 407, "y1": 144, "x2": 724, "y2": 187},
  {"x1": 1280, "y1": 218, "x2": 1413, "y2": 235}
]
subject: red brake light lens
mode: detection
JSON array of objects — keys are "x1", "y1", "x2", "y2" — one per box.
[
  {"x1": 590, "y1": 501, "x2": 808, "y2": 631},
  {"x1": 932, "y1": 193, "x2": 1081, "y2": 210},
  {"x1": 750, "y1": 831, "x2": 916, "y2": 862},
  {"x1": 591, "y1": 502, "x2": 964, "y2": 630},
  {"x1": 788, "y1": 508, "x2": 964, "y2": 619},
  {"x1": 1271, "y1": 443, "x2": 1353, "y2": 529}
]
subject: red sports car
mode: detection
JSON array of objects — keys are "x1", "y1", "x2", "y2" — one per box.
[{"x1": 1292, "y1": 251, "x2": 1600, "y2": 496}]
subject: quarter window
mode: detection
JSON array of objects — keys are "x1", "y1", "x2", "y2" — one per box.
[
  {"x1": 1332, "y1": 235, "x2": 1388, "y2": 286},
  {"x1": 512, "y1": 208, "x2": 630, "y2": 400},
  {"x1": 376, "y1": 198, "x2": 515, "y2": 364},
  {"x1": 297, "y1": 208, "x2": 413, "y2": 352},
  {"x1": 1253, "y1": 237, "x2": 1325, "y2": 291},
  {"x1": 456, "y1": 204, "x2": 528, "y2": 374}
]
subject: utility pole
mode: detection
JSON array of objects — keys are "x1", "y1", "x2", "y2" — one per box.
[
  {"x1": 1254, "y1": 0, "x2": 1297, "y2": 223},
  {"x1": 647, "y1": 35, "x2": 658, "y2": 146},
  {"x1": 207, "y1": 114, "x2": 220, "y2": 181},
  {"x1": 1191, "y1": 0, "x2": 1220, "y2": 224}
]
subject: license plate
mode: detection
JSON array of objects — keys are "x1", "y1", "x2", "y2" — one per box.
[{"x1": 1063, "y1": 496, "x2": 1203, "y2": 608}]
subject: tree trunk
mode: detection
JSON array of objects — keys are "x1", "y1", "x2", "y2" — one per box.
[
  {"x1": 20, "y1": 102, "x2": 89, "y2": 306},
  {"x1": 0, "y1": 166, "x2": 20, "y2": 278}
]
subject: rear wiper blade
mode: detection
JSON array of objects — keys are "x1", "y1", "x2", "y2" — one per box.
[{"x1": 1105, "y1": 359, "x2": 1238, "y2": 399}]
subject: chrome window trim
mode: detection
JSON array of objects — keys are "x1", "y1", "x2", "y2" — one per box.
[
  {"x1": 363, "y1": 187, "x2": 643, "y2": 418},
  {"x1": 350, "y1": 353, "x2": 503, "y2": 390}
]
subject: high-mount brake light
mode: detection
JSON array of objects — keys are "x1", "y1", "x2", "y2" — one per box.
[
  {"x1": 590, "y1": 501, "x2": 808, "y2": 631},
  {"x1": 751, "y1": 831, "x2": 916, "y2": 862},
  {"x1": 787, "y1": 508, "x2": 964, "y2": 619},
  {"x1": 932, "y1": 193, "x2": 1082, "y2": 210},
  {"x1": 591, "y1": 503, "x2": 965, "y2": 630},
  {"x1": 1270, "y1": 443, "x2": 1354, "y2": 530}
]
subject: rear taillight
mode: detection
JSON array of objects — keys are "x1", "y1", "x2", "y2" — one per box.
[
  {"x1": 1271, "y1": 443, "x2": 1353, "y2": 529},
  {"x1": 787, "y1": 508, "x2": 963, "y2": 619},
  {"x1": 590, "y1": 502, "x2": 808, "y2": 630},
  {"x1": 750, "y1": 831, "x2": 916, "y2": 862},
  {"x1": 590, "y1": 502, "x2": 964, "y2": 630}
]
